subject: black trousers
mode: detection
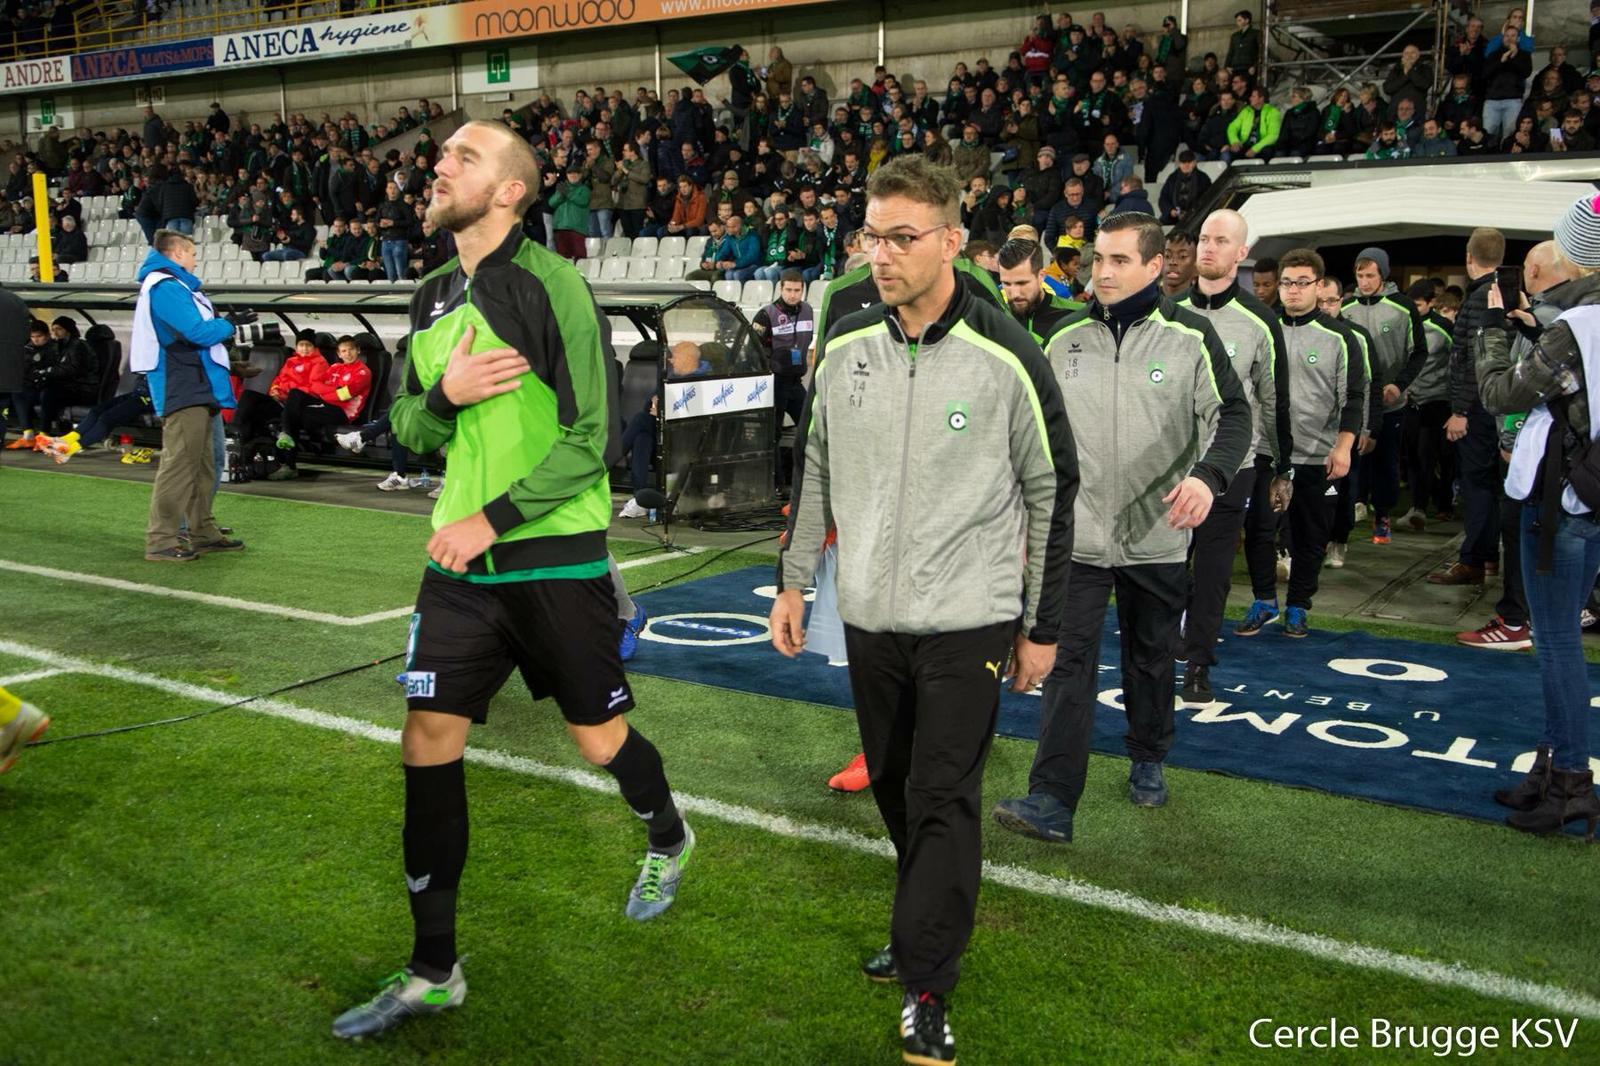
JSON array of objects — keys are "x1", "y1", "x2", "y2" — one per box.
[
  {"x1": 278, "y1": 388, "x2": 350, "y2": 464},
  {"x1": 1497, "y1": 483, "x2": 1529, "y2": 627},
  {"x1": 1184, "y1": 458, "x2": 1271, "y2": 665},
  {"x1": 844, "y1": 619, "x2": 1016, "y2": 996},
  {"x1": 1286, "y1": 462, "x2": 1337, "y2": 610},
  {"x1": 1457, "y1": 405, "x2": 1501, "y2": 567},
  {"x1": 233, "y1": 390, "x2": 283, "y2": 446},
  {"x1": 1403, "y1": 400, "x2": 1456, "y2": 515},
  {"x1": 772, "y1": 373, "x2": 807, "y2": 487},
  {"x1": 1030, "y1": 562, "x2": 1186, "y2": 808}
]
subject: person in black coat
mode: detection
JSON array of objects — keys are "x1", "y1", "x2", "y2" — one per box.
[
  {"x1": 52, "y1": 215, "x2": 89, "y2": 264},
  {"x1": 1158, "y1": 151, "x2": 1211, "y2": 224},
  {"x1": 1133, "y1": 80, "x2": 1183, "y2": 182}
]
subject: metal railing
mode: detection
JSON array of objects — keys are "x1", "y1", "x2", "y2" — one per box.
[{"x1": 1, "y1": 0, "x2": 439, "y2": 62}]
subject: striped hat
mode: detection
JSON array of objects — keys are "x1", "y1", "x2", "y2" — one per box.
[{"x1": 1555, "y1": 192, "x2": 1600, "y2": 268}]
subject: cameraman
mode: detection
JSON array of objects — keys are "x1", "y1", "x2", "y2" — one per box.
[
  {"x1": 1477, "y1": 194, "x2": 1600, "y2": 837},
  {"x1": 133, "y1": 229, "x2": 252, "y2": 562}
]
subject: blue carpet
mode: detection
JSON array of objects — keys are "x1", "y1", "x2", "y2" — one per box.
[{"x1": 632, "y1": 567, "x2": 1594, "y2": 827}]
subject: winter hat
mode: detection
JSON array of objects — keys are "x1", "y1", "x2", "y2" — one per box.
[
  {"x1": 1355, "y1": 246, "x2": 1390, "y2": 279},
  {"x1": 1554, "y1": 192, "x2": 1600, "y2": 268}
]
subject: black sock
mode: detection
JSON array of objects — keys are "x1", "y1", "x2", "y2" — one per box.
[
  {"x1": 402, "y1": 759, "x2": 468, "y2": 981},
  {"x1": 602, "y1": 726, "x2": 685, "y2": 851}
]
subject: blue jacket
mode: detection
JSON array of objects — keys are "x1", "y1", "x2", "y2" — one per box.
[
  {"x1": 138, "y1": 249, "x2": 236, "y2": 415},
  {"x1": 713, "y1": 230, "x2": 761, "y2": 269}
]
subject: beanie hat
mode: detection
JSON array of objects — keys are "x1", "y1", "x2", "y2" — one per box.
[
  {"x1": 295, "y1": 329, "x2": 317, "y2": 344},
  {"x1": 1355, "y1": 246, "x2": 1390, "y2": 279},
  {"x1": 1555, "y1": 192, "x2": 1600, "y2": 268}
]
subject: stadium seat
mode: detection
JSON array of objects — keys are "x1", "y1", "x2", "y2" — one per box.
[
  {"x1": 1269, "y1": 156, "x2": 1305, "y2": 165},
  {"x1": 602, "y1": 258, "x2": 629, "y2": 281},
  {"x1": 657, "y1": 236, "x2": 686, "y2": 258},
  {"x1": 77, "y1": 263, "x2": 101, "y2": 282},
  {"x1": 240, "y1": 260, "x2": 263, "y2": 281},
  {"x1": 604, "y1": 236, "x2": 632, "y2": 258},
  {"x1": 806, "y1": 280, "x2": 828, "y2": 306},
  {"x1": 630, "y1": 237, "x2": 658, "y2": 258},
  {"x1": 657, "y1": 256, "x2": 686, "y2": 280},
  {"x1": 579, "y1": 258, "x2": 602, "y2": 280},
  {"x1": 221, "y1": 260, "x2": 243, "y2": 281},
  {"x1": 1233, "y1": 158, "x2": 1265, "y2": 167},
  {"x1": 740, "y1": 280, "x2": 773, "y2": 306},
  {"x1": 260, "y1": 260, "x2": 283, "y2": 281},
  {"x1": 685, "y1": 236, "x2": 709, "y2": 262},
  {"x1": 713, "y1": 280, "x2": 742, "y2": 304},
  {"x1": 627, "y1": 257, "x2": 657, "y2": 280},
  {"x1": 584, "y1": 238, "x2": 603, "y2": 258}
]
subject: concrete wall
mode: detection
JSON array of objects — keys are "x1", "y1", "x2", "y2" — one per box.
[{"x1": 5, "y1": 0, "x2": 1265, "y2": 143}]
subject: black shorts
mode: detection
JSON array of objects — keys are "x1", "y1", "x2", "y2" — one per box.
[{"x1": 401, "y1": 567, "x2": 635, "y2": 725}]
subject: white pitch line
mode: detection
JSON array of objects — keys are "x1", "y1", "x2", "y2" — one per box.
[
  {"x1": 0, "y1": 559, "x2": 412, "y2": 627},
  {"x1": 0, "y1": 667, "x2": 68, "y2": 687},
  {"x1": 615, "y1": 547, "x2": 707, "y2": 571},
  {"x1": 4, "y1": 638, "x2": 1597, "y2": 1020}
]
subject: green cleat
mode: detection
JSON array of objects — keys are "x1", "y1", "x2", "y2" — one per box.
[
  {"x1": 626, "y1": 821, "x2": 695, "y2": 921},
  {"x1": 331, "y1": 963, "x2": 466, "y2": 1040}
]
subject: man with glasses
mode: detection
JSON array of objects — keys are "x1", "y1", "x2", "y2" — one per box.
[
  {"x1": 1236, "y1": 250, "x2": 1368, "y2": 639},
  {"x1": 993, "y1": 211, "x2": 1250, "y2": 832},
  {"x1": 771, "y1": 155, "x2": 1077, "y2": 1065}
]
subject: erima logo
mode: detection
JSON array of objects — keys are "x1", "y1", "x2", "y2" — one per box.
[
  {"x1": 672, "y1": 385, "x2": 697, "y2": 412},
  {"x1": 429, "y1": 300, "x2": 446, "y2": 317},
  {"x1": 746, "y1": 379, "x2": 769, "y2": 404},
  {"x1": 406, "y1": 872, "x2": 431, "y2": 893},
  {"x1": 712, "y1": 382, "x2": 736, "y2": 408},
  {"x1": 1067, "y1": 342, "x2": 1083, "y2": 353},
  {"x1": 606, "y1": 686, "x2": 629, "y2": 710}
]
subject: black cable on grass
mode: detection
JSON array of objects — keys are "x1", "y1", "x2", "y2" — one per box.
[
  {"x1": 27, "y1": 653, "x2": 404, "y2": 747},
  {"x1": 26, "y1": 534, "x2": 775, "y2": 748}
]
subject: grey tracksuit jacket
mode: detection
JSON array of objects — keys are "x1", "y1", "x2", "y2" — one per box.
[
  {"x1": 1182, "y1": 280, "x2": 1294, "y2": 473},
  {"x1": 1406, "y1": 310, "x2": 1454, "y2": 405},
  {"x1": 1342, "y1": 282, "x2": 1426, "y2": 414},
  {"x1": 1044, "y1": 285, "x2": 1252, "y2": 568},
  {"x1": 1280, "y1": 308, "x2": 1368, "y2": 465},
  {"x1": 779, "y1": 280, "x2": 1080, "y2": 643}
]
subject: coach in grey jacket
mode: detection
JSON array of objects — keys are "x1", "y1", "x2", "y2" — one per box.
[
  {"x1": 770, "y1": 155, "x2": 1077, "y2": 1062},
  {"x1": 995, "y1": 211, "x2": 1251, "y2": 837}
]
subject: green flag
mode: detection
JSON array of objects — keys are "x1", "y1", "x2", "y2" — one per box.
[{"x1": 668, "y1": 44, "x2": 741, "y2": 85}]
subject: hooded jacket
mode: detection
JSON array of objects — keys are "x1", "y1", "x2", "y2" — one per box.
[
  {"x1": 1342, "y1": 281, "x2": 1426, "y2": 412},
  {"x1": 133, "y1": 249, "x2": 236, "y2": 417},
  {"x1": 1406, "y1": 309, "x2": 1454, "y2": 405},
  {"x1": 1045, "y1": 283, "x2": 1252, "y2": 567},
  {"x1": 780, "y1": 276, "x2": 1078, "y2": 643}
]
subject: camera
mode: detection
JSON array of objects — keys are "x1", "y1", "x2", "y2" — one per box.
[{"x1": 233, "y1": 321, "x2": 283, "y2": 347}]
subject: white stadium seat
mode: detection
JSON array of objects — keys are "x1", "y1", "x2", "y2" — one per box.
[
  {"x1": 604, "y1": 237, "x2": 632, "y2": 258},
  {"x1": 630, "y1": 237, "x2": 658, "y2": 258},
  {"x1": 740, "y1": 280, "x2": 773, "y2": 306},
  {"x1": 713, "y1": 280, "x2": 741, "y2": 304},
  {"x1": 657, "y1": 236, "x2": 686, "y2": 258}
]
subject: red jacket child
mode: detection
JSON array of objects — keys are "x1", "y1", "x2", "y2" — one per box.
[{"x1": 314, "y1": 342, "x2": 372, "y2": 422}]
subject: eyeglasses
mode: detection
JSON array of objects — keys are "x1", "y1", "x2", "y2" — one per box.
[
  {"x1": 1278, "y1": 277, "x2": 1318, "y2": 290},
  {"x1": 859, "y1": 224, "x2": 950, "y2": 254}
]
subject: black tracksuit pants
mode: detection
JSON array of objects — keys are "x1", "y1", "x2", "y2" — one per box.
[
  {"x1": 1457, "y1": 404, "x2": 1501, "y2": 567},
  {"x1": 1030, "y1": 562, "x2": 1187, "y2": 808},
  {"x1": 1184, "y1": 458, "x2": 1273, "y2": 665},
  {"x1": 844, "y1": 619, "x2": 1016, "y2": 997},
  {"x1": 1287, "y1": 462, "x2": 1338, "y2": 611}
]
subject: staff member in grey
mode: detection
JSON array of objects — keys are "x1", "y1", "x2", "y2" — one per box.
[
  {"x1": 770, "y1": 154, "x2": 1077, "y2": 1066},
  {"x1": 994, "y1": 210, "x2": 1251, "y2": 834}
]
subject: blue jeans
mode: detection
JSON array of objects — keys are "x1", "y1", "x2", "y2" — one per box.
[
  {"x1": 380, "y1": 238, "x2": 408, "y2": 281},
  {"x1": 725, "y1": 265, "x2": 760, "y2": 283},
  {"x1": 1483, "y1": 98, "x2": 1521, "y2": 142},
  {"x1": 77, "y1": 389, "x2": 151, "y2": 446},
  {"x1": 801, "y1": 264, "x2": 825, "y2": 283},
  {"x1": 1521, "y1": 505, "x2": 1600, "y2": 771},
  {"x1": 262, "y1": 247, "x2": 307, "y2": 261},
  {"x1": 589, "y1": 209, "x2": 614, "y2": 239},
  {"x1": 621, "y1": 410, "x2": 656, "y2": 494},
  {"x1": 165, "y1": 217, "x2": 194, "y2": 236},
  {"x1": 753, "y1": 264, "x2": 786, "y2": 281}
]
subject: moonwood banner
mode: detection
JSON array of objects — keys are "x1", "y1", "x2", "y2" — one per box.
[{"x1": 0, "y1": 0, "x2": 833, "y2": 96}]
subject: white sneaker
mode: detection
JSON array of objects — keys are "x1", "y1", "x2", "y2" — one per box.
[
  {"x1": 335, "y1": 430, "x2": 365, "y2": 454},
  {"x1": 1327, "y1": 543, "x2": 1347, "y2": 569},
  {"x1": 619, "y1": 498, "x2": 649, "y2": 518},
  {"x1": 377, "y1": 472, "x2": 410, "y2": 491},
  {"x1": 1398, "y1": 508, "x2": 1426, "y2": 533}
]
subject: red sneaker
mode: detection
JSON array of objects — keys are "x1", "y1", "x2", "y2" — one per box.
[
  {"x1": 1456, "y1": 616, "x2": 1532, "y2": 651},
  {"x1": 827, "y1": 752, "x2": 870, "y2": 793}
]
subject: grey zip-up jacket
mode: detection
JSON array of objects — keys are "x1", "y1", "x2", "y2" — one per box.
[
  {"x1": 1045, "y1": 285, "x2": 1251, "y2": 568},
  {"x1": 1183, "y1": 279, "x2": 1293, "y2": 473},
  {"x1": 1343, "y1": 319, "x2": 1379, "y2": 436},
  {"x1": 1280, "y1": 308, "x2": 1368, "y2": 464},
  {"x1": 1342, "y1": 282, "x2": 1426, "y2": 413},
  {"x1": 779, "y1": 279, "x2": 1079, "y2": 643},
  {"x1": 1406, "y1": 310, "x2": 1454, "y2": 405}
]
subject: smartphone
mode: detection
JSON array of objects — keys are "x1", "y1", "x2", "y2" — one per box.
[
  {"x1": 1496, "y1": 265, "x2": 1522, "y2": 309},
  {"x1": 1550, "y1": 128, "x2": 1565, "y2": 146}
]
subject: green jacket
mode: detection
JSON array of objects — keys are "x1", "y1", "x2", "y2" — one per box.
[
  {"x1": 390, "y1": 225, "x2": 614, "y2": 581},
  {"x1": 1227, "y1": 104, "x2": 1281, "y2": 151},
  {"x1": 548, "y1": 180, "x2": 591, "y2": 233}
]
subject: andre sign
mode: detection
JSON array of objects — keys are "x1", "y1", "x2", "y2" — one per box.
[{"x1": 0, "y1": 57, "x2": 69, "y2": 92}]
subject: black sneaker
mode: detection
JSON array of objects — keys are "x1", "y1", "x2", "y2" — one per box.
[
  {"x1": 191, "y1": 537, "x2": 245, "y2": 554},
  {"x1": 144, "y1": 546, "x2": 198, "y2": 563},
  {"x1": 1180, "y1": 664, "x2": 1212, "y2": 704},
  {"x1": 901, "y1": 991, "x2": 955, "y2": 1064},
  {"x1": 862, "y1": 943, "x2": 897, "y2": 983}
]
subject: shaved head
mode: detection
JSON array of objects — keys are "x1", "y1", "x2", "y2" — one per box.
[
  {"x1": 1196, "y1": 209, "x2": 1251, "y2": 284},
  {"x1": 1524, "y1": 239, "x2": 1578, "y2": 295}
]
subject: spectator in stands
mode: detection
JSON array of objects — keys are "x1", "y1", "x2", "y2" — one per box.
[
  {"x1": 1108, "y1": 175, "x2": 1153, "y2": 217},
  {"x1": 1366, "y1": 123, "x2": 1409, "y2": 160},
  {"x1": 617, "y1": 340, "x2": 709, "y2": 517},
  {"x1": 1435, "y1": 74, "x2": 1481, "y2": 139},
  {"x1": 1455, "y1": 114, "x2": 1499, "y2": 155},
  {"x1": 1483, "y1": 25, "x2": 1532, "y2": 142},
  {"x1": 641, "y1": 175, "x2": 677, "y2": 238},
  {"x1": 667, "y1": 175, "x2": 708, "y2": 238},
  {"x1": 307, "y1": 218, "x2": 355, "y2": 282},
  {"x1": 346, "y1": 218, "x2": 382, "y2": 281},
  {"x1": 1225, "y1": 9, "x2": 1259, "y2": 77},
  {"x1": 749, "y1": 270, "x2": 813, "y2": 491},
  {"x1": 1075, "y1": 70, "x2": 1125, "y2": 144},
  {"x1": 1384, "y1": 44, "x2": 1431, "y2": 120},
  {"x1": 1448, "y1": 15, "x2": 1490, "y2": 93},
  {"x1": 1524, "y1": 68, "x2": 1569, "y2": 126},
  {"x1": 1485, "y1": 7, "x2": 1534, "y2": 57},
  {"x1": 1159, "y1": 151, "x2": 1211, "y2": 224},
  {"x1": 52, "y1": 215, "x2": 87, "y2": 265},
  {"x1": 1504, "y1": 114, "x2": 1541, "y2": 154},
  {"x1": 141, "y1": 106, "x2": 166, "y2": 153},
  {"x1": 1227, "y1": 86, "x2": 1281, "y2": 160},
  {"x1": 1551, "y1": 109, "x2": 1597, "y2": 152},
  {"x1": 410, "y1": 217, "x2": 455, "y2": 280},
  {"x1": 764, "y1": 46, "x2": 793, "y2": 99},
  {"x1": 26, "y1": 257, "x2": 67, "y2": 284},
  {"x1": 267, "y1": 335, "x2": 372, "y2": 481},
  {"x1": 613, "y1": 140, "x2": 652, "y2": 239},
  {"x1": 1414, "y1": 118, "x2": 1458, "y2": 158},
  {"x1": 1091, "y1": 133, "x2": 1133, "y2": 200},
  {"x1": 751, "y1": 208, "x2": 798, "y2": 282},
  {"x1": 548, "y1": 163, "x2": 591, "y2": 261},
  {"x1": 1280, "y1": 86, "x2": 1321, "y2": 158},
  {"x1": 1042, "y1": 178, "x2": 1095, "y2": 247},
  {"x1": 263, "y1": 207, "x2": 316, "y2": 263},
  {"x1": 374, "y1": 183, "x2": 412, "y2": 280},
  {"x1": 135, "y1": 163, "x2": 197, "y2": 243},
  {"x1": 1198, "y1": 89, "x2": 1240, "y2": 160}
]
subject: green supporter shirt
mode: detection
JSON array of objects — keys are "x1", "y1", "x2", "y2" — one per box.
[{"x1": 389, "y1": 225, "x2": 615, "y2": 583}]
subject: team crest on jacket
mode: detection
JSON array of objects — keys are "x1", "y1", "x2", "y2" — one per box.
[
  {"x1": 946, "y1": 402, "x2": 970, "y2": 432},
  {"x1": 1225, "y1": 343, "x2": 1237, "y2": 359},
  {"x1": 1306, "y1": 350, "x2": 1319, "y2": 364},
  {"x1": 1381, "y1": 323, "x2": 1391, "y2": 334},
  {"x1": 1148, "y1": 362, "x2": 1165, "y2": 384}
]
